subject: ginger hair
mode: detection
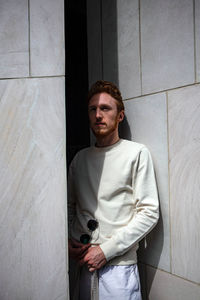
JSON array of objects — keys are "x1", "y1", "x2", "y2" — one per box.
[{"x1": 88, "y1": 80, "x2": 124, "y2": 112}]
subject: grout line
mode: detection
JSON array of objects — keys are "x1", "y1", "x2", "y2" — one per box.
[
  {"x1": 0, "y1": 75, "x2": 65, "y2": 81},
  {"x1": 28, "y1": 0, "x2": 31, "y2": 77},
  {"x1": 64, "y1": 158, "x2": 69, "y2": 300},
  {"x1": 63, "y1": 3, "x2": 68, "y2": 296},
  {"x1": 100, "y1": 0, "x2": 104, "y2": 79},
  {"x1": 144, "y1": 262, "x2": 200, "y2": 286},
  {"x1": 166, "y1": 90, "x2": 172, "y2": 274},
  {"x1": 138, "y1": 0, "x2": 143, "y2": 95},
  {"x1": 122, "y1": 81, "x2": 200, "y2": 102},
  {"x1": 193, "y1": 0, "x2": 197, "y2": 82}
]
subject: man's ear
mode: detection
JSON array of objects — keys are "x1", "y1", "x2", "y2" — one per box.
[{"x1": 118, "y1": 110, "x2": 125, "y2": 123}]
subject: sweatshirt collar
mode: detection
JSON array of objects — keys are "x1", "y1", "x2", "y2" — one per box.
[{"x1": 93, "y1": 139, "x2": 123, "y2": 152}]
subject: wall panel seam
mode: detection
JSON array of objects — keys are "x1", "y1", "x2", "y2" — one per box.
[
  {"x1": 0, "y1": 75, "x2": 65, "y2": 81},
  {"x1": 28, "y1": 0, "x2": 31, "y2": 77},
  {"x1": 122, "y1": 82, "x2": 200, "y2": 102},
  {"x1": 100, "y1": 0, "x2": 104, "y2": 79},
  {"x1": 138, "y1": 0, "x2": 142, "y2": 95},
  {"x1": 144, "y1": 263, "x2": 200, "y2": 286},
  {"x1": 166, "y1": 90, "x2": 172, "y2": 274},
  {"x1": 193, "y1": 0, "x2": 197, "y2": 82}
]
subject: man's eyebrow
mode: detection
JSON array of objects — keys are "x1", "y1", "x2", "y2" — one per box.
[
  {"x1": 88, "y1": 103, "x2": 112, "y2": 109},
  {"x1": 88, "y1": 105, "x2": 96, "y2": 110},
  {"x1": 100, "y1": 104, "x2": 111, "y2": 107}
]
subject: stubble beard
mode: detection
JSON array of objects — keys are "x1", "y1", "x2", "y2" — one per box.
[{"x1": 91, "y1": 118, "x2": 119, "y2": 138}]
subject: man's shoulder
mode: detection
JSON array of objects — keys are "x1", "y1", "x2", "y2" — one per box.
[
  {"x1": 118, "y1": 140, "x2": 152, "y2": 162},
  {"x1": 70, "y1": 146, "x2": 92, "y2": 165},
  {"x1": 71, "y1": 140, "x2": 149, "y2": 165},
  {"x1": 120, "y1": 139, "x2": 147, "y2": 152},
  {"x1": 76, "y1": 145, "x2": 93, "y2": 156}
]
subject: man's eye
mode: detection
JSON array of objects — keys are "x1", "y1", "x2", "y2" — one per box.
[
  {"x1": 102, "y1": 107, "x2": 109, "y2": 111},
  {"x1": 89, "y1": 107, "x2": 96, "y2": 112}
]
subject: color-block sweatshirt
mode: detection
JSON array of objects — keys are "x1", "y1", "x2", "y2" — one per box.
[{"x1": 68, "y1": 139, "x2": 159, "y2": 265}]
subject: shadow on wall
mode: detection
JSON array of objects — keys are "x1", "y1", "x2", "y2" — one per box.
[
  {"x1": 139, "y1": 200, "x2": 164, "y2": 299},
  {"x1": 65, "y1": 0, "x2": 90, "y2": 169},
  {"x1": 101, "y1": 0, "x2": 119, "y2": 87},
  {"x1": 87, "y1": 0, "x2": 119, "y2": 88},
  {"x1": 88, "y1": 1, "x2": 164, "y2": 299},
  {"x1": 119, "y1": 115, "x2": 164, "y2": 299},
  {"x1": 119, "y1": 115, "x2": 132, "y2": 141}
]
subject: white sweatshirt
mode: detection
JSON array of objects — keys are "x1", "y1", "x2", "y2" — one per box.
[{"x1": 68, "y1": 139, "x2": 159, "y2": 265}]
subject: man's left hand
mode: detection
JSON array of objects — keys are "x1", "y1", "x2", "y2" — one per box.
[{"x1": 80, "y1": 246, "x2": 107, "y2": 272}]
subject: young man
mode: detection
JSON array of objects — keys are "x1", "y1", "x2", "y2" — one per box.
[{"x1": 68, "y1": 80, "x2": 159, "y2": 300}]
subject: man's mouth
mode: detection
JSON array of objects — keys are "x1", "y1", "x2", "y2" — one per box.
[{"x1": 95, "y1": 122, "x2": 106, "y2": 126}]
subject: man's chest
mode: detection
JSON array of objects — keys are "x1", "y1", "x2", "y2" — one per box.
[{"x1": 75, "y1": 155, "x2": 137, "y2": 193}]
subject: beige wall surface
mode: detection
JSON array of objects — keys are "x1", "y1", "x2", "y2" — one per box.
[
  {"x1": 87, "y1": 0, "x2": 200, "y2": 299},
  {"x1": 0, "y1": 1, "x2": 67, "y2": 299}
]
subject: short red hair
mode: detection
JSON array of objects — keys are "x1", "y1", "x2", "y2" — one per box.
[{"x1": 88, "y1": 80, "x2": 124, "y2": 112}]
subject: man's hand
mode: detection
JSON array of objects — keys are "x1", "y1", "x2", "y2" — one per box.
[
  {"x1": 80, "y1": 246, "x2": 107, "y2": 272},
  {"x1": 68, "y1": 238, "x2": 91, "y2": 262}
]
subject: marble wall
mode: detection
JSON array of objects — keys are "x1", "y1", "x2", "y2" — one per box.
[
  {"x1": 0, "y1": 1, "x2": 67, "y2": 300},
  {"x1": 87, "y1": 0, "x2": 200, "y2": 299}
]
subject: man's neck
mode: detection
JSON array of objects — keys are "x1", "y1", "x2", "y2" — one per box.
[{"x1": 95, "y1": 132, "x2": 120, "y2": 148}]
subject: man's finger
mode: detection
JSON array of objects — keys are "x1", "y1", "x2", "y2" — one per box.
[
  {"x1": 89, "y1": 267, "x2": 96, "y2": 272},
  {"x1": 79, "y1": 252, "x2": 92, "y2": 265},
  {"x1": 79, "y1": 258, "x2": 86, "y2": 266},
  {"x1": 77, "y1": 249, "x2": 89, "y2": 259}
]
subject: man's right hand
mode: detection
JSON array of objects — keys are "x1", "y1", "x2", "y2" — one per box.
[{"x1": 68, "y1": 238, "x2": 91, "y2": 262}]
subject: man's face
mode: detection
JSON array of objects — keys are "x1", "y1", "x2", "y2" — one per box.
[{"x1": 88, "y1": 92, "x2": 124, "y2": 138}]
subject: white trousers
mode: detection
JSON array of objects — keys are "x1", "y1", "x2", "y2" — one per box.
[{"x1": 79, "y1": 265, "x2": 142, "y2": 300}]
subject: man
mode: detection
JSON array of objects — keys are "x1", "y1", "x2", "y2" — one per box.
[{"x1": 68, "y1": 80, "x2": 159, "y2": 300}]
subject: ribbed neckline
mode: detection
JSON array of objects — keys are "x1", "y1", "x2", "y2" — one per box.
[{"x1": 92, "y1": 139, "x2": 124, "y2": 153}]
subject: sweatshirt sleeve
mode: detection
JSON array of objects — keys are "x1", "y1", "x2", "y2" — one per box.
[
  {"x1": 67, "y1": 158, "x2": 77, "y2": 238},
  {"x1": 100, "y1": 147, "x2": 159, "y2": 262}
]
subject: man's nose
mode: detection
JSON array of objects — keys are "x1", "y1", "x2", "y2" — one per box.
[{"x1": 95, "y1": 108, "x2": 102, "y2": 119}]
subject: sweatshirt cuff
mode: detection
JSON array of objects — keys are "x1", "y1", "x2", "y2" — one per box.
[{"x1": 99, "y1": 238, "x2": 119, "y2": 262}]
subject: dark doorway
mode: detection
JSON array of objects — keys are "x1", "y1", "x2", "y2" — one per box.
[{"x1": 65, "y1": 0, "x2": 90, "y2": 168}]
